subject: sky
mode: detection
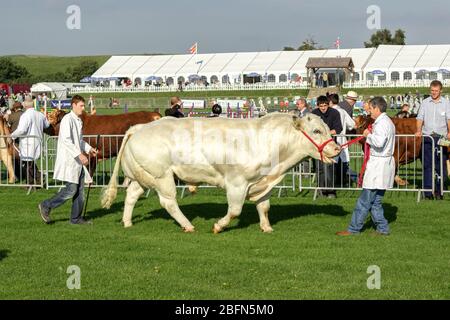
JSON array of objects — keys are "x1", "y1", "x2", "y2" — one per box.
[{"x1": 2, "y1": 0, "x2": 450, "y2": 56}]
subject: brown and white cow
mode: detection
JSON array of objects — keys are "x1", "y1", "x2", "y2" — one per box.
[{"x1": 47, "y1": 110, "x2": 161, "y2": 176}]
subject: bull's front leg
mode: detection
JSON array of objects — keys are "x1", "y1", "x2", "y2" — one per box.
[
  {"x1": 213, "y1": 183, "x2": 247, "y2": 234},
  {"x1": 256, "y1": 192, "x2": 273, "y2": 233}
]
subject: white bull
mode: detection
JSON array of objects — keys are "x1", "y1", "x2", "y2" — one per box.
[{"x1": 101, "y1": 113, "x2": 340, "y2": 233}]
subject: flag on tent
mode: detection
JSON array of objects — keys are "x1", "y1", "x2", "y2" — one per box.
[
  {"x1": 334, "y1": 37, "x2": 341, "y2": 49},
  {"x1": 189, "y1": 42, "x2": 198, "y2": 55}
]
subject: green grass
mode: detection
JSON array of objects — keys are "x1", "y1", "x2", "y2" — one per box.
[
  {"x1": 7, "y1": 55, "x2": 110, "y2": 78},
  {"x1": 0, "y1": 186, "x2": 449, "y2": 299}
]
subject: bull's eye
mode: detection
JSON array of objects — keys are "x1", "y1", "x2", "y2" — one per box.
[{"x1": 313, "y1": 129, "x2": 321, "y2": 134}]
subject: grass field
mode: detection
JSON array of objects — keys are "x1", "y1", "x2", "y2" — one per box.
[
  {"x1": 0, "y1": 186, "x2": 449, "y2": 299},
  {"x1": 7, "y1": 55, "x2": 110, "y2": 77}
]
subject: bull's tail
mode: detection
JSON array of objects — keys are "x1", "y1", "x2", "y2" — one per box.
[{"x1": 101, "y1": 126, "x2": 138, "y2": 209}]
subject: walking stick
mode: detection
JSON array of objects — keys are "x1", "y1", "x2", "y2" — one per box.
[{"x1": 83, "y1": 135, "x2": 101, "y2": 219}]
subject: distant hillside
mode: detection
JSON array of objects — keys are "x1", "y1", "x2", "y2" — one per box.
[{"x1": 5, "y1": 55, "x2": 110, "y2": 78}]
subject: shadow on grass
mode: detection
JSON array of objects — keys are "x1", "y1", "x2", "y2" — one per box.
[
  {"x1": 361, "y1": 203, "x2": 398, "y2": 232},
  {"x1": 0, "y1": 249, "x2": 10, "y2": 262},
  {"x1": 139, "y1": 202, "x2": 350, "y2": 231}
]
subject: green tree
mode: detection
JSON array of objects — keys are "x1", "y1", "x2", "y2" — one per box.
[
  {"x1": 298, "y1": 36, "x2": 320, "y2": 51},
  {"x1": 364, "y1": 29, "x2": 406, "y2": 47},
  {"x1": 70, "y1": 60, "x2": 99, "y2": 82},
  {"x1": 283, "y1": 46, "x2": 295, "y2": 51},
  {"x1": 0, "y1": 57, "x2": 30, "y2": 83}
]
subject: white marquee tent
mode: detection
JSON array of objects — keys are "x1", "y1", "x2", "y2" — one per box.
[
  {"x1": 30, "y1": 82, "x2": 67, "y2": 100},
  {"x1": 90, "y1": 44, "x2": 450, "y2": 84}
]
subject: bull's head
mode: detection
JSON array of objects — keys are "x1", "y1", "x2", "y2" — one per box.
[
  {"x1": 45, "y1": 109, "x2": 67, "y2": 136},
  {"x1": 292, "y1": 114, "x2": 341, "y2": 164},
  {"x1": 354, "y1": 115, "x2": 374, "y2": 134}
]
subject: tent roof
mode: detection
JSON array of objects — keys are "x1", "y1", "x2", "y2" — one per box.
[
  {"x1": 305, "y1": 57, "x2": 354, "y2": 69},
  {"x1": 31, "y1": 82, "x2": 67, "y2": 92}
]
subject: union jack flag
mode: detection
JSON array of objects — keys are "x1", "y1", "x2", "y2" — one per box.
[{"x1": 189, "y1": 42, "x2": 198, "y2": 55}]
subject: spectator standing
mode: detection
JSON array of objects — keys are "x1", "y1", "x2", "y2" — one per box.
[
  {"x1": 312, "y1": 95, "x2": 343, "y2": 198},
  {"x1": 338, "y1": 91, "x2": 358, "y2": 118},
  {"x1": 329, "y1": 94, "x2": 355, "y2": 188},
  {"x1": 10, "y1": 97, "x2": 50, "y2": 185},
  {"x1": 415, "y1": 80, "x2": 450, "y2": 200},
  {"x1": 165, "y1": 97, "x2": 185, "y2": 118},
  {"x1": 323, "y1": 72, "x2": 328, "y2": 88},
  {"x1": 295, "y1": 98, "x2": 309, "y2": 117}
]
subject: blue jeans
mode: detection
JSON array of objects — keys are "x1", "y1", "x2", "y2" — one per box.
[
  {"x1": 41, "y1": 170, "x2": 85, "y2": 223},
  {"x1": 348, "y1": 189, "x2": 390, "y2": 234},
  {"x1": 423, "y1": 136, "x2": 448, "y2": 197}
]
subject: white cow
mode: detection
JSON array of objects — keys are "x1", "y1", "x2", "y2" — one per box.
[{"x1": 101, "y1": 113, "x2": 341, "y2": 233}]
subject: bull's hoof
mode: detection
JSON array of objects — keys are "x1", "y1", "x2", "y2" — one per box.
[
  {"x1": 260, "y1": 225, "x2": 274, "y2": 233},
  {"x1": 123, "y1": 221, "x2": 133, "y2": 228},
  {"x1": 182, "y1": 226, "x2": 195, "y2": 233},
  {"x1": 212, "y1": 223, "x2": 222, "y2": 234},
  {"x1": 394, "y1": 175, "x2": 408, "y2": 186}
]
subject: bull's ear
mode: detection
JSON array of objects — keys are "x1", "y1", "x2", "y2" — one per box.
[{"x1": 292, "y1": 115, "x2": 304, "y2": 130}]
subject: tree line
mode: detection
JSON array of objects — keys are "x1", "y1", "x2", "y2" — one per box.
[
  {"x1": 283, "y1": 29, "x2": 406, "y2": 51},
  {"x1": 0, "y1": 58, "x2": 99, "y2": 84}
]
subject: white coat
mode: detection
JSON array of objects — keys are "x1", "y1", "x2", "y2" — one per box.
[
  {"x1": 362, "y1": 113, "x2": 396, "y2": 190},
  {"x1": 11, "y1": 108, "x2": 50, "y2": 161},
  {"x1": 332, "y1": 105, "x2": 355, "y2": 162},
  {"x1": 53, "y1": 111, "x2": 93, "y2": 184}
]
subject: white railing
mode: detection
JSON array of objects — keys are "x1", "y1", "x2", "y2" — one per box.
[
  {"x1": 344, "y1": 79, "x2": 450, "y2": 88},
  {"x1": 68, "y1": 82, "x2": 310, "y2": 94}
]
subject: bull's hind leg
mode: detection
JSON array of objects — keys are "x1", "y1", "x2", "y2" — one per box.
[
  {"x1": 155, "y1": 174, "x2": 195, "y2": 232},
  {"x1": 256, "y1": 192, "x2": 273, "y2": 233},
  {"x1": 123, "y1": 180, "x2": 145, "y2": 227},
  {"x1": 213, "y1": 184, "x2": 247, "y2": 234}
]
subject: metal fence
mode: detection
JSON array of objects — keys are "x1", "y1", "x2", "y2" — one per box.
[
  {"x1": 2, "y1": 133, "x2": 449, "y2": 201},
  {"x1": 0, "y1": 135, "x2": 44, "y2": 192},
  {"x1": 296, "y1": 134, "x2": 440, "y2": 202}
]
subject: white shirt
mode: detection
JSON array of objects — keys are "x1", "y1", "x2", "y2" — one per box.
[
  {"x1": 53, "y1": 111, "x2": 93, "y2": 184},
  {"x1": 332, "y1": 104, "x2": 355, "y2": 162},
  {"x1": 362, "y1": 113, "x2": 396, "y2": 190},
  {"x1": 11, "y1": 108, "x2": 50, "y2": 160}
]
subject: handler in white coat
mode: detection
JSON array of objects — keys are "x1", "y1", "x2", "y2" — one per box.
[
  {"x1": 11, "y1": 97, "x2": 50, "y2": 184},
  {"x1": 38, "y1": 95, "x2": 97, "y2": 225},
  {"x1": 337, "y1": 97, "x2": 395, "y2": 236}
]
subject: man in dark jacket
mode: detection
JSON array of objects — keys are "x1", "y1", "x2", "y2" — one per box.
[
  {"x1": 165, "y1": 96, "x2": 185, "y2": 118},
  {"x1": 312, "y1": 95, "x2": 343, "y2": 198}
]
